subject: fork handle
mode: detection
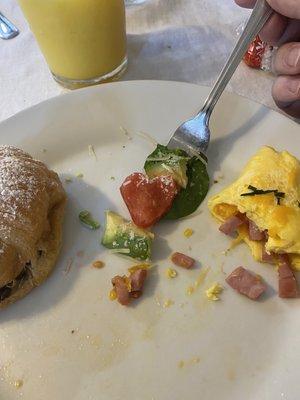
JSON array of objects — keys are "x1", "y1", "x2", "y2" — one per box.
[{"x1": 201, "y1": 0, "x2": 273, "y2": 116}]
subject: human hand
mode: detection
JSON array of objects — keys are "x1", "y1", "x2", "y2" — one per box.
[{"x1": 235, "y1": 0, "x2": 300, "y2": 118}]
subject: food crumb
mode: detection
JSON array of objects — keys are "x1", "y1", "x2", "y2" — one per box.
[
  {"x1": 88, "y1": 144, "x2": 97, "y2": 160},
  {"x1": 213, "y1": 171, "x2": 224, "y2": 181},
  {"x1": 109, "y1": 289, "x2": 117, "y2": 301},
  {"x1": 120, "y1": 126, "x2": 133, "y2": 140},
  {"x1": 186, "y1": 286, "x2": 195, "y2": 296},
  {"x1": 205, "y1": 283, "x2": 223, "y2": 301},
  {"x1": 128, "y1": 263, "x2": 151, "y2": 273},
  {"x1": 163, "y1": 299, "x2": 174, "y2": 308},
  {"x1": 222, "y1": 249, "x2": 230, "y2": 256},
  {"x1": 76, "y1": 173, "x2": 84, "y2": 178},
  {"x1": 110, "y1": 176, "x2": 115, "y2": 180},
  {"x1": 71, "y1": 330, "x2": 75, "y2": 334},
  {"x1": 63, "y1": 258, "x2": 73, "y2": 275},
  {"x1": 14, "y1": 380, "x2": 23, "y2": 389},
  {"x1": 183, "y1": 228, "x2": 194, "y2": 238},
  {"x1": 155, "y1": 297, "x2": 161, "y2": 307},
  {"x1": 165, "y1": 268, "x2": 177, "y2": 278},
  {"x1": 65, "y1": 178, "x2": 73, "y2": 183},
  {"x1": 92, "y1": 260, "x2": 105, "y2": 269},
  {"x1": 194, "y1": 267, "x2": 210, "y2": 288},
  {"x1": 178, "y1": 357, "x2": 200, "y2": 369}
]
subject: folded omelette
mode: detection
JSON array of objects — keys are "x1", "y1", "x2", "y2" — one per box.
[{"x1": 208, "y1": 146, "x2": 300, "y2": 270}]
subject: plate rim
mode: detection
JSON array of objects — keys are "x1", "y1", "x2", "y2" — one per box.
[{"x1": 0, "y1": 80, "x2": 298, "y2": 130}]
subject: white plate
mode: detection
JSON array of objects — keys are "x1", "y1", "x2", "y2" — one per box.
[{"x1": 0, "y1": 81, "x2": 299, "y2": 400}]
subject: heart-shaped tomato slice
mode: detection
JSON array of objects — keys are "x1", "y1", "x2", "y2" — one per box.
[{"x1": 120, "y1": 173, "x2": 178, "y2": 228}]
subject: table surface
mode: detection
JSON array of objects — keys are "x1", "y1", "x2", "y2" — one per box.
[{"x1": 0, "y1": 0, "x2": 277, "y2": 123}]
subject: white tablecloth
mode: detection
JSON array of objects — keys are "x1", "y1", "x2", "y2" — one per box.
[{"x1": 0, "y1": 0, "x2": 277, "y2": 123}]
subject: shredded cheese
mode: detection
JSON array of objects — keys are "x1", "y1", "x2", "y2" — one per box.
[{"x1": 205, "y1": 283, "x2": 223, "y2": 301}]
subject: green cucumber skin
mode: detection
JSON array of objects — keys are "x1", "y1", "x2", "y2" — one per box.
[
  {"x1": 102, "y1": 233, "x2": 152, "y2": 261},
  {"x1": 101, "y1": 211, "x2": 153, "y2": 261}
]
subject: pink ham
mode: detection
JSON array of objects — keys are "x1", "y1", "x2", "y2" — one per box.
[
  {"x1": 226, "y1": 266, "x2": 266, "y2": 300},
  {"x1": 112, "y1": 276, "x2": 131, "y2": 306},
  {"x1": 171, "y1": 252, "x2": 195, "y2": 269},
  {"x1": 278, "y1": 255, "x2": 298, "y2": 298},
  {"x1": 129, "y1": 269, "x2": 148, "y2": 292},
  {"x1": 219, "y1": 214, "x2": 245, "y2": 236},
  {"x1": 248, "y1": 220, "x2": 266, "y2": 241},
  {"x1": 261, "y1": 245, "x2": 274, "y2": 263},
  {"x1": 112, "y1": 269, "x2": 149, "y2": 305}
]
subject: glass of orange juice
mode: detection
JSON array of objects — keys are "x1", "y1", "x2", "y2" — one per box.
[{"x1": 18, "y1": 0, "x2": 127, "y2": 89}]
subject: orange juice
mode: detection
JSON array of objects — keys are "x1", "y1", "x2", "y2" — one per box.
[{"x1": 18, "y1": 0, "x2": 127, "y2": 88}]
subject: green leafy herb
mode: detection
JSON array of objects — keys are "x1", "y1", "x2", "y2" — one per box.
[
  {"x1": 241, "y1": 185, "x2": 285, "y2": 205},
  {"x1": 164, "y1": 156, "x2": 210, "y2": 219},
  {"x1": 79, "y1": 210, "x2": 100, "y2": 230}
]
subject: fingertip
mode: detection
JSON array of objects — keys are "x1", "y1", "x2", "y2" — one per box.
[
  {"x1": 234, "y1": 0, "x2": 256, "y2": 8},
  {"x1": 267, "y1": 0, "x2": 300, "y2": 20},
  {"x1": 272, "y1": 75, "x2": 300, "y2": 103},
  {"x1": 259, "y1": 13, "x2": 288, "y2": 45},
  {"x1": 273, "y1": 43, "x2": 300, "y2": 76},
  {"x1": 274, "y1": 99, "x2": 300, "y2": 119}
]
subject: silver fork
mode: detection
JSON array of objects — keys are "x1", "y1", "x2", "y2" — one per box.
[
  {"x1": 168, "y1": 0, "x2": 273, "y2": 157},
  {"x1": 0, "y1": 12, "x2": 19, "y2": 40}
]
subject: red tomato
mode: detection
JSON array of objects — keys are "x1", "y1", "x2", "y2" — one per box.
[{"x1": 120, "y1": 173, "x2": 178, "y2": 228}]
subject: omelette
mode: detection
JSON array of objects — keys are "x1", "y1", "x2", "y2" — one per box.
[{"x1": 208, "y1": 146, "x2": 300, "y2": 270}]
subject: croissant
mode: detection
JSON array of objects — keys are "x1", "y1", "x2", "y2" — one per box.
[{"x1": 0, "y1": 146, "x2": 66, "y2": 308}]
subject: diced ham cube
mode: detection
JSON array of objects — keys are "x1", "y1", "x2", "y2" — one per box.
[
  {"x1": 171, "y1": 252, "x2": 195, "y2": 269},
  {"x1": 129, "y1": 269, "x2": 148, "y2": 292},
  {"x1": 112, "y1": 268, "x2": 149, "y2": 306},
  {"x1": 278, "y1": 254, "x2": 298, "y2": 298},
  {"x1": 112, "y1": 276, "x2": 131, "y2": 306},
  {"x1": 261, "y1": 245, "x2": 274, "y2": 263},
  {"x1": 226, "y1": 266, "x2": 266, "y2": 300},
  {"x1": 219, "y1": 214, "x2": 245, "y2": 236},
  {"x1": 248, "y1": 220, "x2": 266, "y2": 241}
]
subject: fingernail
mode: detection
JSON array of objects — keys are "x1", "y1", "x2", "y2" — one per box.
[
  {"x1": 286, "y1": 47, "x2": 300, "y2": 68},
  {"x1": 286, "y1": 79, "x2": 300, "y2": 95}
]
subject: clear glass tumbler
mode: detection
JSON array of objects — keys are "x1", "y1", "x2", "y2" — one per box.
[
  {"x1": 125, "y1": 0, "x2": 147, "y2": 5},
  {"x1": 18, "y1": 0, "x2": 127, "y2": 89}
]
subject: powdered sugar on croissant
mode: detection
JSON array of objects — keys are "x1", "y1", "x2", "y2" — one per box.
[{"x1": 0, "y1": 146, "x2": 66, "y2": 307}]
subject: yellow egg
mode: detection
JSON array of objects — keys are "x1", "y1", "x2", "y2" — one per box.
[{"x1": 208, "y1": 146, "x2": 300, "y2": 270}]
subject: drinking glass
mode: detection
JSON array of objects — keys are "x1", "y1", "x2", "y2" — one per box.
[{"x1": 18, "y1": 0, "x2": 127, "y2": 89}]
